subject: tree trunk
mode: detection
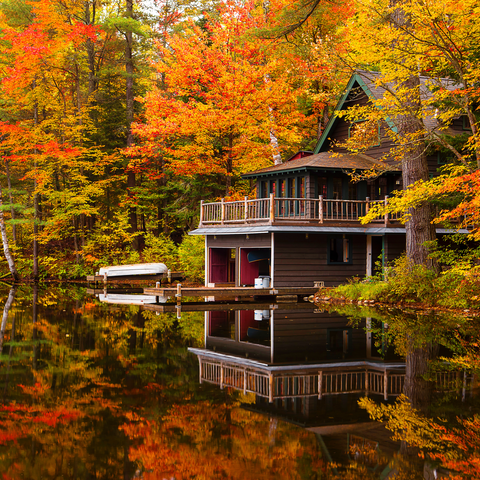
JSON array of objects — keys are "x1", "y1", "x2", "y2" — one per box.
[
  {"x1": 390, "y1": 3, "x2": 438, "y2": 269},
  {"x1": 125, "y1": 0, "x2": 138, "y2": 246},
  {"x1": 5, "y1": 160, "x2": 16, "y2": 244},
  {"x1": 0, "y1": 287, "x2": 16, "y2": 355},
  {"x1": 403, "y1": 339, "x2": 438, "y2": 412},
  {"x1": 399, "y1": 78, "x2": 437, "y2": 269},
  {"x1": 33, "y1": 85, "x2": 39, "y2": 281},
  {"x1": 0, "y1": 184, "x2": 19, "y2": 282}
]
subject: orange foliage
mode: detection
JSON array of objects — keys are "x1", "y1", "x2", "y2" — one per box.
[
  {"x1": 122, "y1": 400, "x2": 324, "y2": 479},
  {"x1": 132, "y1": 0, "x2": 311, "y2": 187}
]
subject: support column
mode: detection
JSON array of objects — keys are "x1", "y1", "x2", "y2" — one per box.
[{"x1": 366, "y1": 235, "x2": 372, "y2": 277}]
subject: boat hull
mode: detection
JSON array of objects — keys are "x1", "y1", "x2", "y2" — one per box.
[{"x1": 97, "y1": 263, "x2": 168, "y2": 278}]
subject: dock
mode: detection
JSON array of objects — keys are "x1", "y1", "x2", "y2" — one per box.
[
  {"x1": 144, "y1": 285, "x2": 318, "y2": 301},
  {"x1": 86, "y1": 271, "x2": 184, "y2": 284}
]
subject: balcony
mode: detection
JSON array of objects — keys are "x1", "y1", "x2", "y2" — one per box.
[{"x1": 199, "y1": 194, "x2": 401, "y2": 228}]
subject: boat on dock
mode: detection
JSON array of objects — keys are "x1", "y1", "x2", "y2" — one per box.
[
  {"x1": 98, "y1": 263, "x2": 168, "y2": 278},
  {"x1": 86, "y1": 263, "x2": 184, "y2": 283}
]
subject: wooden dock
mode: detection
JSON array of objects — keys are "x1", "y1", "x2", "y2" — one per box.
[
  {"x1": 86, "y1": 272, "x2": 184, "y2": 283},
  {"x1": 144, "y1": 285, "x2": 317, "y2": 300}
]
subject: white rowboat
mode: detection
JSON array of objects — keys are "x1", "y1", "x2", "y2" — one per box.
[{"x1": 97, "y1": 263, "x2": 168, "y2": 278}]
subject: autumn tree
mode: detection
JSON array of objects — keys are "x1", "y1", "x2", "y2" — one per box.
[
  {"x1": 339, "y1": 0, "x2": 480, "y2": 267},
  {"x1": 132, "y1": 0, "x2": 311, "y2": 199}
]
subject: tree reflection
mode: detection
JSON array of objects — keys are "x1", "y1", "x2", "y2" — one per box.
[
  {"x1": 339, "y1": 305, "x2": 480, "y2": 479},
  {"x1": 0, "y1": 286, "x2": 16, "y2": 355}
]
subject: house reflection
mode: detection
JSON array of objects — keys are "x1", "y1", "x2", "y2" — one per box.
[
  {"x1": 190, "y1": 305, "x2": 405, "y2": 409},
  {"x1": 189, "y1": 305, "x2": 461, "y2": 478}
]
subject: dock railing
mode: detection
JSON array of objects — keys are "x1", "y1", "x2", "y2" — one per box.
[{"x1": 199, "y1": 194, "x2": 401, "y2": 227}]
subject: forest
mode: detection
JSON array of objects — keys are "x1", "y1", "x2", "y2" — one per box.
[{"x1": 0, "y1": 0, "x2": 479, "y2": 281}]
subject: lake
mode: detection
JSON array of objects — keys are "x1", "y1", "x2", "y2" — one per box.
[{"x1": 0, "y1": 284, "x2": 478, "y2": 479}]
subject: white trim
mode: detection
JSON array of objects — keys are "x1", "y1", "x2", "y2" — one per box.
[
  {"x1": 204, "y1": 237, "x2": 208, "y2": 286},
  {"x1": 271, "y1": 231, "x2": 275, "y2": 288}
]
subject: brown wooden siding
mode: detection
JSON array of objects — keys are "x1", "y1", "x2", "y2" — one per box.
[
  {"x1": 207, "y1": 234, "x2": 271, "y2": 249},
  {"x1": 273, "y1": 233, "x2": 367, "y2": 287}
]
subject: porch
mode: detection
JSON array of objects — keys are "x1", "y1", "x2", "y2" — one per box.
[{"x1": 199, "y1": 194, "x2": 401, "y2": 228}]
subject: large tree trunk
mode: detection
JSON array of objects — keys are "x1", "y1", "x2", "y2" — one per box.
[
  {"x1": 391, "y1": 9, "x2": 437, "y2": 269},
  {"x1": 400, "y1": 78, "x2": 437, "y2": 268}
]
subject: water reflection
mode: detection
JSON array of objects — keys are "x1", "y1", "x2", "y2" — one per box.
[{"x1": 0, "y1": 285, "x2": 477, "y2": 479}]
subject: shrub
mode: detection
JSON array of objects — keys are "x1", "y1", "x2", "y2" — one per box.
[
  {"x1": 142, "y1": 233, "x2": 179, "y2": 270},
  {"x1": 384, "y1": 255, "x2": 438, "y2": 304},
  {"x1": 177, "y1": 234, "x2": 204, "y2": 284}
]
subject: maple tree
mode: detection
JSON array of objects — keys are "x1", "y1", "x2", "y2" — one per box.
[{"x1": 132, "y1": 0, "x2": 311, "y2": 197}]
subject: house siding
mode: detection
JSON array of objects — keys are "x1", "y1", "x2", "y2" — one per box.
[{"x1": 273, "y1": 233, "x2": 367, "y2": 287}]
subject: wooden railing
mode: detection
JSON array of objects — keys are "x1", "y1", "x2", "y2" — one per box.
[{"x1": 199, "y1": 194, "x2": 401, "y2": 227}]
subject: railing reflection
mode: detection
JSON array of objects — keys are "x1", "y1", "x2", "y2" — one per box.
[{"x1": 197, "y1": 356, "x2": 475, "y2": 403}]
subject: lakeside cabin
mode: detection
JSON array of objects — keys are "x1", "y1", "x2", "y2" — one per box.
[{"x1": 189, "y1": 70, "x2": 468, "y2": 288}]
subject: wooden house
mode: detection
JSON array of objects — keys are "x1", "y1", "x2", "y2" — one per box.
[{"x1": 190, "y1": 70, "x2": 467, "y2": 287}]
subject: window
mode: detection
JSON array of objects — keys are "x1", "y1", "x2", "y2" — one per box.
[
  {"x1": 261, "y1": 181, "x2": 268, "y2": 198},
  {"x1": 270, "y1": 180, "x2": 276, "y2": 196},
  {"x1": 333, "y1": 177, "x2": 343, "y2": 200},
  {"x1": 299, "y1": 177, "x2": 305, "y2": 198},
  {"x1": 328, "y1": 235, "x2": 351, "y2": 264},
  {"x1": 299, "y1": 177, "x2": 305, "y2": 214},
  {"x1": 438, "y1": 151, "x2": 455, "y2": 165},
  {"x1": 317, "y1": 177, "x2": 328, "y2": 197}
]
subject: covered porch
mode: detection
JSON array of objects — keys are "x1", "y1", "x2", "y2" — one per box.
[{"x1": 199, "y1": 194, "x2": 402, "y2": 228}]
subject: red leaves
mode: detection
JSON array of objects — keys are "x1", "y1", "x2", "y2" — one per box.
[{"x1": 0, "y1": 402, "x2": 83, "y2": 445}]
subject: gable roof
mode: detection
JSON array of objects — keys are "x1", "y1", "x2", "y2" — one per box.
[
  {"x1": 242, "y1": 151, "x2": 399, "y2": 179},
  {"x1": 313, "y1": 70, "x2": 463, "y2": 154}
]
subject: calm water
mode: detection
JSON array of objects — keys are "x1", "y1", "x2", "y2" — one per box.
[{"x1": 0, "y1": 285, "x2": 478, "y2": 479}]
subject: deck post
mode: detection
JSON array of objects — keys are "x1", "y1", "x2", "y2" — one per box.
[
  {"x1": 220, "y1": 362, "x2": 224, "y2": 389},
  {"x1": 244, "y1": 369, "x2": 247, "y2": 394},
  {"x1": 199, "y1": 359, "x2": 203, "y2": 384},
  {"x1": 384, "y1": 195, "x2": 388, "y2": 227},
  {"x1": 244, "y1": 196, "x2": 248, "y2": 222},
  {"x1": 365, "y1": 369, "x2": 369, "y2": 397},
  {"x1": 269, "y1": 193, "x2": 275, "y2": 224},
  {"x1": 365, "y1": 197, "x2": 370, "y2": 216},
  {"x1": 384, "y1": 370, "x2": 388, "y2": 400},
  {"x1": 221, "y1": 198, "x2": 225, "y2": 225},
  {"x1": 319, "y1": 196, "x2": 324, "y2": 223},
  {"x1": 199, "y1": 200, "x2": 204, "y2": 226},
  {"x1": 318, "y1": 371, "x2": 323, "y2": 399}
]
